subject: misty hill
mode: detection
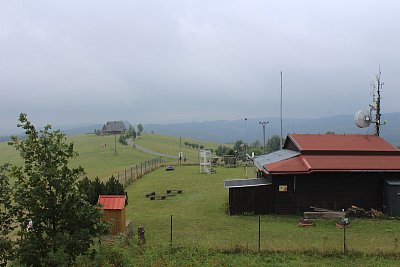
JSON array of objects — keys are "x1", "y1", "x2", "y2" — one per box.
[{"x1": 145, "y1": 112, "x2": 400, "y2": 145}]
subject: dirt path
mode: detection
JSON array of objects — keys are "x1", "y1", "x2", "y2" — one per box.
[{"x1": 127, "y1": 138, "x2": 176, "y2": 159}]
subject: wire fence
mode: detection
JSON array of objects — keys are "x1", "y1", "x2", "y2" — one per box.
[
  {"x1": 105, "y1": 157, "x2": 162, "y2": 187},
  {"x1": 133, "y1": 215, "x2": 400, "y2": 256}
]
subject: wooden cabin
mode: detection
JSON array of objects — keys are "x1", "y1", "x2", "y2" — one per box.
[
  {"x1": 98, "y1": 195, "x2": 126, "y2": 234},
  {"x1": 226, "y1": 134, "x2": 400, "y2": 215}
]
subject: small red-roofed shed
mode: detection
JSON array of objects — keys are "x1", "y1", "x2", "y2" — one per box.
[{"x1": 98, "y1": 195, "x2": 126, "y2": 235}]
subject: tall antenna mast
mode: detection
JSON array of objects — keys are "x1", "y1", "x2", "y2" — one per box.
[
  {"x1": 370, "y1": 66, "x2": 384, "y2": 136},
  {"x1": 375, "y1": 67, "x2": 382, "y2": 136},
  {"x1": 280, "y1": 71, "x2": 283, "y2": 149}
]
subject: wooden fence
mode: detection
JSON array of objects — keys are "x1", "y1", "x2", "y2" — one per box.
[{"x1": 107, "y1": 157, "x2": 162, "y2": 187}]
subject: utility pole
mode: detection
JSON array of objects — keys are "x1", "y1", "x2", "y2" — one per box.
[
  {"x1": 259, "y1": 121, "x2": 269, "y2": 154},
  {"x1": 280, "y1": 71, "x2": 283, "y2": 149},
  {"x1": 245, "y1": 118, "x2": 248, "y2": 177},
  {"x1": 114, "y1": 133, "x2": 117, "y2": 155}
]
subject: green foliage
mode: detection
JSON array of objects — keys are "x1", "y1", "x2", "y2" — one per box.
[
  {"x1": 78, "y1": 176, "x2": 127, "y2": 206},
  {"x1": 118, "y1": 135, "x2": 128, "y2": 145},
  {"x1": 215, "y1": 145, "x2": 232, "y2": 156},
  {"x1": 266, "y1": 135, "x2": 283, "y2": 153},
  {"x1": 233, "y1": 140, "x2": 244, "y2": 151},
  {"x1": 0, "y1": 164, "x2": 14, "y2": 267},
  {"x1": 105, "y1": 176, "x2": 125, "y2": 196},
  {"x1": 326, "y1": 131, "x2": 335, "y2": 134},
  {"x1": 8, "y1": 113, "x2": 107, "y2": 266},
  {"x1": 137, "y1": 123, "x2": 144, "y2": 134},
  {"x1": 76, "y1": 243, "x2": 132, "y2": 267},
  {"x1": 126, "y1": 124, "x2": 136, "y2": 139},
  {"x1": 119, "y1": 125, "x2": 137, "y2": 146},
  {"x1": 93, "y1": 129, "x2": 101, "y2": 136}
]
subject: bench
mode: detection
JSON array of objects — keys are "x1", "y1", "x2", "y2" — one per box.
[
  {"x1": 149, "y1": 195, "x2": 167, "y2": 200},
  {"x1": 167, "y1": 189, "x2": 183, "y2": 194},
  {"x1": 145, "y1": 192, "x2": 155, "y2": 197}
]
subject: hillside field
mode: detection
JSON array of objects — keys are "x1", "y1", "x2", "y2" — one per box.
[{"x1": 0, "y1": 133, "x2": 225, "y2": 182}]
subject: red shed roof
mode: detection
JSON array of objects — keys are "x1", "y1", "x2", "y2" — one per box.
[
  {"x1": 266, "y1": 155, "x2": 400, "y2": 174},
  {"x1": 98, "y1": 195, "x2": 126, "y2": 210},
  {"x1": 262, "y1": 134, "x2": 400, "y2": 175},
  {"x1": 266, "y1": 156, "x2": 309, "y2": 174},
  {"x1": 287, "y1": 134, "x2": 399, "y2": 153}
]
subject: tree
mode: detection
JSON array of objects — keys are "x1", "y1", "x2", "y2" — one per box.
[
  {"x1": 266, "y1": 135, "x2": 283, "y2": 153},
  {"x1": 119, "y1": 135, "x2": 127, "y2": 145},
  {"x1": 233, "y1": 140, "x2": 244, "y2": 151},
  {"x1": 137, "y1": 123, "x2": 144, "y2": 134},
  {"x1": 105, "y1": 176, "x2": 125, "y2": 196},
  {"x1": 126, "y1": 124, "x2": 136, "y2": 139},
  {"x1": 78, "y1": 176, "x2": 127, "y2": 206},
  {"x1": 8, "y1": 114, "x2": 107, "y2": 266},
  {"x1": 0, "y1": 164, "x2": 14, "y2": 267},
  {"x1": 325, "y1": 131, "x2": 335, "y2": 134}
]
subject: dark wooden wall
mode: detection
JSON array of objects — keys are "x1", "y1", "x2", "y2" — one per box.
[
  {"x1": 229, "y1": 185, "x2": 272, "y2": 215},
  {"x1": 272, "y1": 172, "x2": 400, "y2": 214}
]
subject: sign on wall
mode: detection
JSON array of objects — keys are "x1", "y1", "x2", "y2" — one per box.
[{"x1": 279, "y1": 185, "x2": 288, "y2": 192}]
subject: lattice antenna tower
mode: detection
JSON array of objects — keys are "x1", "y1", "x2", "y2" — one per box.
[{"x1": 354, "y1": 67, "x2": 386, "y2": 136}]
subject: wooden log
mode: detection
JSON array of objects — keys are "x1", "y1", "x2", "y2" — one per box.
[{"x1": 304, "y1": 211, "x2": 345, "y2": 219}]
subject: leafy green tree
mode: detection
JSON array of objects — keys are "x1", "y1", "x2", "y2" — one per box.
[
  {"x1": 325, "y1": 131, "x2": 335, "y2": 134},
  {"x1": 105, "y1": 176, "x2": 125, "y2": 196},
  {"x1": 215, "y1": 145, "x2": 231, "y2": 156},
  {"x1": 126, "y1": 125, "x2": 136, "y2": 139},
  {"x1": 137, "y1": 123, "x2": 144, "y2": 134},
  {"x1": 0, "y1": 164, "x2": 15, "y2": 267},
  {"x1": 8, "y1": 114, "x2": 107, "y2": 266},
  {"x1": 266, "y1": 135, "x2": 283, "y2": 153},
  {"x1": 233, "y1": 140, "x2": 244, "y2": 151}
]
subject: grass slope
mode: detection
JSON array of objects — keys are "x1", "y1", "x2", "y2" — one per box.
[
  {"x1": 135, "y1": 133, "x2": 225, "y2": 164},
  {"x1": 0, "y1": 134, "x2": 161, "y2": 181},
  {"x1": 125, "y1": 165, "x2": 400, "y2": 256}
]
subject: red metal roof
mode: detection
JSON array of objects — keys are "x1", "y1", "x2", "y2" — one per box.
[
  {"x1": 265, "y1": 155, "x2": 400, "y2": 174},
  {"x1": 98, "y1": 195, "x2": 126, "y2": 210},
  {"x1": 265, "y1": 156, "x2": 309, "y2": 174},
  {"x1": 303, "y1": 155, "x2": 400, "y2": 171},
  {"x1": 288, "y1": 134, "x2": 399, "y2": 153},
  {"x1": 263, "y1": 135, "x2": 400, "y2": 175}
]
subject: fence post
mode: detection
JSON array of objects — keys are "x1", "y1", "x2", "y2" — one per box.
[
  {"x1": 141, "y1": 163, "x2": 143, "y2": 176},
  {"x1": 130, "y1": 166, "x2": 133, "y2": 182},
  {"x1": 258, "y1": 216, "x2": 261, "y2": 252},
  {"x1": 118, "y1": 172, "x2": 120, "y2": 182},
  {"x1": 170, "y1": 215, "x2": 173, "y2": 250},
  {"x1": 125, "y1": 169, "x2": 127, "y2": 185},
  {"x1": 136, "y1": 164, "x2": 138, "y2": 179},
  {"x1": 343, "y1": 224, "x2": 346, "y2": 254}
]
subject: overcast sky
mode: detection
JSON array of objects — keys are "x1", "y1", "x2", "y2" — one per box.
[{"x1": 1, "y1": 0, "x2": 399, "y2": 135}]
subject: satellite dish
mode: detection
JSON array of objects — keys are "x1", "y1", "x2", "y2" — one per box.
[{"x1": 354, "y1": 110, "x2": 371, "y2": 128}]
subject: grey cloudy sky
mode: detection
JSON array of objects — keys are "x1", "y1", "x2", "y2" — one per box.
[{"x1": 1, "y1": 0, "x2": 399, "y2": 134}]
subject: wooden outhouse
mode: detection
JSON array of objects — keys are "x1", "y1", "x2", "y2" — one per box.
[{"x1": 98, "y1": 195, "x2": 126, "y2": 235}]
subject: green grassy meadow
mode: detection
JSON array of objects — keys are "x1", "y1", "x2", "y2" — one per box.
[
  {"x1": 125, "y1": 165, "x2": 400, "y2": 257},
  {"x1": 0, "y1": 133, "x2": 224, "y2": 181},
  {"x1": 3, "y1": 131, "x2": 400, "y2": 265},
  {"x1": 0, "y1": 134, "x2": 165, "y2": 181},
  {"x1": 135, "y1": 133, "x2": 225, "y2": 164}
]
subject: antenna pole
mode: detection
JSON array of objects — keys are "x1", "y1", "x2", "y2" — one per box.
[
  {"x1": 245, "y1": 118, "x2": 248, "y2": 177},
  {"x1": 375, "y1": 67, "x2": 382, "y2": 136},
  {"x1": 280, "y1": 71, "x2": 283, "y2": 149}
]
